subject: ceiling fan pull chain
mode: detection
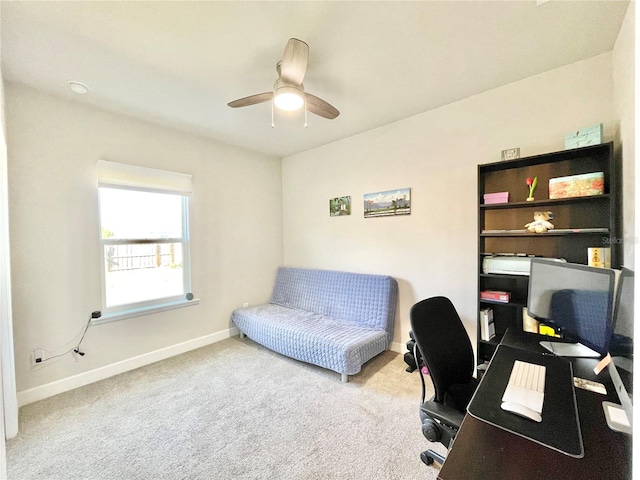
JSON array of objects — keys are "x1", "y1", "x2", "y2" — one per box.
[
  {"x1": 304, "y1": 98, "x2": 308, "y2": 128},
  {"x1": 271, "y1": 100, "x2": 275, "y2": 128}
]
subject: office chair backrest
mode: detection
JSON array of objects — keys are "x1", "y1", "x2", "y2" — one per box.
[{"x1": 410, "y1": 296, "x2": 475, "y2": 404}]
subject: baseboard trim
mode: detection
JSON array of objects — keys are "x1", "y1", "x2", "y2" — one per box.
[
  {"x1": 17, "y1": 327, "x2": 239, "y2": 407},
  {"x1": 390, "y1": 341, "x2": 404, "y2": 354}
]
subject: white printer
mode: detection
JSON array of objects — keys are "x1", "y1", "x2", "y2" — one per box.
[{"x1": 482, "y1": 256, "x2": 566, "y2": 276}]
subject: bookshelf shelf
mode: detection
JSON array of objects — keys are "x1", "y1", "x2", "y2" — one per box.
[
  {"x1": 479, "y1": 298, "x2": 526, "y2": 308},
  {"x1": 480, "y1": 273, "x2": 529, "y2": 280},
  {"x1": 478, "y1": 337, "x2": 500, "y2": 347},
  {"x1": 480, "y1": 229, "x2": 610, "y2": 237},
  {"x1": 480, "y1": 194, "x2": 611, "y2": 210}
]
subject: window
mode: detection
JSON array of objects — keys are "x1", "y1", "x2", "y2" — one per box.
[{"x1": 97, "y1": 160, "x2": 193, "y2": 319}]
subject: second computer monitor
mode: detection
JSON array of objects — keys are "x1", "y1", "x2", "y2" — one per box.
[{"x1": 527, "y1": 259, "x2": 616, "y2": 356}]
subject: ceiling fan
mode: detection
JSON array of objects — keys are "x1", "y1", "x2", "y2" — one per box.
[{"x1": 227, "y1": 38, "x2": 340, "y2": 123}]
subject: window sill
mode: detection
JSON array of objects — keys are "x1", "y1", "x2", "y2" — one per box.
[{"x1": 93, "y1": 298, "x2": 200, "y2": 325}]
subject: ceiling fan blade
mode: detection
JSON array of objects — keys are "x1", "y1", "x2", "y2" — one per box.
[
  {"x1": 280, "y1": 38, "x2": 309, "y2": 85},
  {"x1": 228, "y1": 92, "x2": 273, "y2": 108},
  {"x1": 305, "y1": 93, "x2": 340, "y2": 119}
]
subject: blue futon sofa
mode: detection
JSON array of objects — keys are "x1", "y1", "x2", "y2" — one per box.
[{"x1": 231, "y1": 267, "x2": 398, "y2": 382}]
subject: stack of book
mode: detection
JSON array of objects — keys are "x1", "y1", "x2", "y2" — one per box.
[
  {"x1": 480, "y1": 290, "x2": 511, "y2": 303},
  {"x1": 480, "y1": 308, "x2": 495, "y2": 341}
]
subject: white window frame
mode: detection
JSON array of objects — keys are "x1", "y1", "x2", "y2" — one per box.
[{"x1": 96, "y1": 160, "x2": 196, "y2": 322}]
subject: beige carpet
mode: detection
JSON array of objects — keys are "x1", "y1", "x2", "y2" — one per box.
[{"x1": 7, "y1": 337, "x2": 445, "y2": 479}]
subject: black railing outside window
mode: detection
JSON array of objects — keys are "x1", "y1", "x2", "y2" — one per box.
[{"x1": 105, "y1": 243, "x2": 180, "y2": 272}]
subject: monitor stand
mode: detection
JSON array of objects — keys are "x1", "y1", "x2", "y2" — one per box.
[
  {"x1": 539, "y1": 341, "x2": 601, "y2": 358},
  {"x1": 603, "y1": 402, "x2": 631, "y2": 435},
  {"x1": 602, "y1": 357, "x2": 633, "y2": 435}
]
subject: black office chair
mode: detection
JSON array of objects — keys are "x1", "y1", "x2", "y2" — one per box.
[{"x1": 410, "y1": 296, "x2": 479, "y2": 467}]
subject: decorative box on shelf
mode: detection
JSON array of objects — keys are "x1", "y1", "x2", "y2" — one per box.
[
  {"x1": 565, "y1": 123, "x2": 603, "y2": 149},
  {"x1": 549, "y1": 171, "x2": 604, "y2": 199},
  {"x1": 480, "y1": 290, "x2": 511, "y2": 303},
  {"x1": 483, "y1": 192, "x2": 509, "y2": 204}
]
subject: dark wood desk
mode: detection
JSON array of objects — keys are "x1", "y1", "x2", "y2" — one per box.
[{"x1": 438, "y1": 330, "x2": 632, "y2": 480}]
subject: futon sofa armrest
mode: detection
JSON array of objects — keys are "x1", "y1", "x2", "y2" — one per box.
[{"x1": 420, "y1": 400, "x2": 465, "y2": 429}]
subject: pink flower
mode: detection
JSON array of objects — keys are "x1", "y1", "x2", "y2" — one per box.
[{"x1": 526, "y1": 177, "x2": 534, "y2": 186}]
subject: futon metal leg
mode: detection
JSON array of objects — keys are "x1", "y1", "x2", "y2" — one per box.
[
  {"x1": 239, "y1": 331, "x2": 245, "y2": 339},
  {"x1": 341, "y1": 373, "x2": 348, "y2": 383}
]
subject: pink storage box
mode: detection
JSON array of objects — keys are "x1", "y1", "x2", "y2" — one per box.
[{"x1": 483, "y1": 192, "x2": 509, "y2": 204}]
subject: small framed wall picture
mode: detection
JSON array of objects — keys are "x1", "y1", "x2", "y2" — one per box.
[{"x1": 329, "y1": 196, "x2": 351, "y2": 216}]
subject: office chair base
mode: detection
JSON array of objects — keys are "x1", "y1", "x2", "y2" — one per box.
[{"x1": 420, "y1": 449, "x2": 445, "y2": 467}]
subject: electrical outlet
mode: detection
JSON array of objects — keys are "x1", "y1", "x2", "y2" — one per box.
[
  {"x1": 243, "y1": 302, "x2": 249, "y2": 308},
  {"x1": 32, "y1": 349, "x2": 44, "y2": 365}
]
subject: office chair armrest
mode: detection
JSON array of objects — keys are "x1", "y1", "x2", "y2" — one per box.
[{"x1": 421, "y1": 400, "x2": 466, "y2": 429}]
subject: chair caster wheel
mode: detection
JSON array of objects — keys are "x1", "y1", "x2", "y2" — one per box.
[
  {"x1": 422, "y1": 418, "x2": 441, "y2": 442},
  {"x1": 420, "y1": 451, "x2": 434, "y2": 466}
]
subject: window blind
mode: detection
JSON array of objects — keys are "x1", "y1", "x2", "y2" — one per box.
[{"x1": 97, "y1": 159, "x2": 192, "y2": 195}]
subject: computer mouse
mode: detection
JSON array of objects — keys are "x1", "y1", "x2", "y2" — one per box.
[{"x1": 501, "y1": 401, "x2": 542, "y2": 423}]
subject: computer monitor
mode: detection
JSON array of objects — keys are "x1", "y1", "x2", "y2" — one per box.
[
  {"x1": 610, "y1": 267, "x2": 634, "y2": 354},
  {"x1": 603, "y1": 267, "x2": 633, "y2": 435},
  {"x1": 527, "y1": 259, "x2": 617, "y2": 357}
]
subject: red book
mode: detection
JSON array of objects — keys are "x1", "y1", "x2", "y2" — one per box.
[{"x1": 480, "y1": 290, "x2": 510, "y2": 303}]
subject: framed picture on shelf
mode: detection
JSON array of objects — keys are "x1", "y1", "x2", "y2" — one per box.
[{"x1": 501, "y1": 148, "x2": 520, "y2": 161}]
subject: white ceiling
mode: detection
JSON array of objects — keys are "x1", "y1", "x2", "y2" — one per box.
[{"x1": 0, "y1": 1, "x2": 630, "y2": 158}]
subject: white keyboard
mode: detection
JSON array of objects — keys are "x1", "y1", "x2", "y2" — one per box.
[{"x1": 502, "y1": 360, "x2": 546, "y2": 415}]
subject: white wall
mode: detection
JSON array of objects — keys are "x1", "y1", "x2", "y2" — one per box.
[
  {"x1": 611, "y1": 0, "x2": 637, "y2": 465},
  {"x1": 0, "y1": 5, "x2": 16, "y2": 471},
  {"x1": 282, "y1": 53, "x2": 618, "y2": 353},
  {"x1": 5, "y1": 83, "x2": 283, "y2": 398},
  {"x1": 613, "y1": 1, "x2": 636, "y2": 268},
  {"x1": 0, "y1": 77, "x2": 7, "y2": 474}
]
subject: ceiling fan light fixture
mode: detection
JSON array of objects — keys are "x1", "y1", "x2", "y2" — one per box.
[
  {"x1": 273, "y1": 85, "x2": 304, "y2": 111},
  {"x1": 228, "y1": 38, "x2": 338, "y2": 120}
]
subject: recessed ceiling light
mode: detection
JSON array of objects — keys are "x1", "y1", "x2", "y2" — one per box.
[{"x1": 68, "y1": 81, "x2": 90, "y2": 94}]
